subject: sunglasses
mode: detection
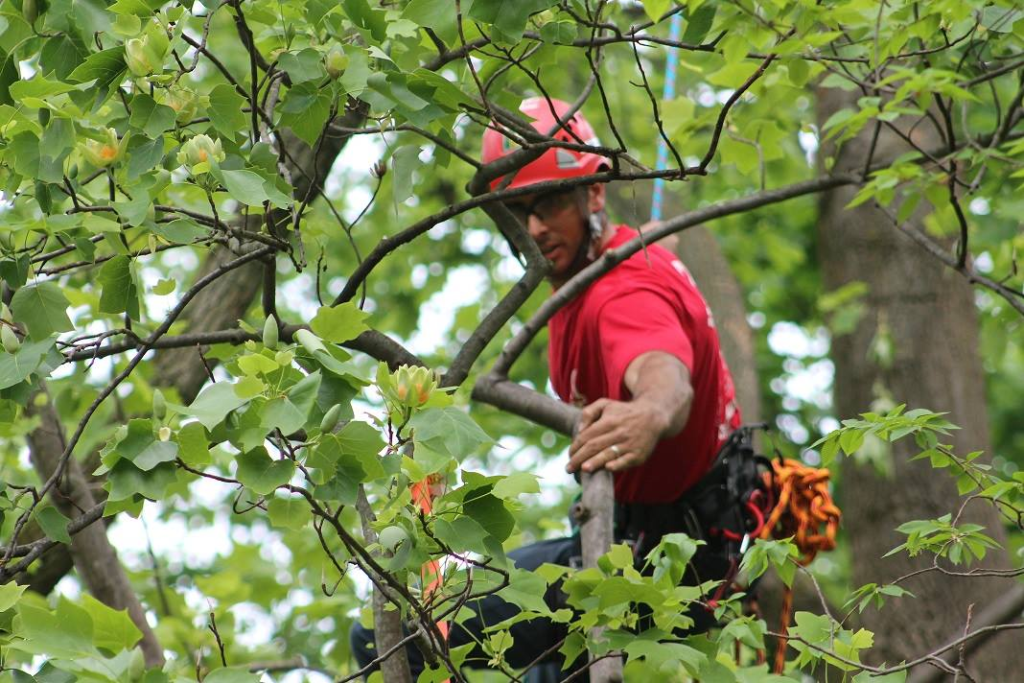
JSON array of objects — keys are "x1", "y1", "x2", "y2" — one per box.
[{"x1": 503, "y1": 189, "x2": 579, "y2": 224}]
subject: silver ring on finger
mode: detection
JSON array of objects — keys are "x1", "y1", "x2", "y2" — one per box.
[{"x1": 609, "y1": 444, "x2": 622, "y2": 457}]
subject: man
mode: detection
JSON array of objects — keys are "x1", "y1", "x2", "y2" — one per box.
[{"x1": 351, "y1": 97, "x2": 743, "y2": 678}]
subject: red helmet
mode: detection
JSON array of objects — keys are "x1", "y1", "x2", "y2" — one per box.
[{"x1": 481, "y1": 97, "x2": 606, "y2": 191}]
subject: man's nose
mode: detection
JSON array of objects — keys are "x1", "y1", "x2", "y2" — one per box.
[{"x1": 526, "y1": 213, "x2": 548, "y2": 240}]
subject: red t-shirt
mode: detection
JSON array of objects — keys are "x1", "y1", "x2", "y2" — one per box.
[{"x1": 548, "y1": 226, "x2": 741, "y2": 504}]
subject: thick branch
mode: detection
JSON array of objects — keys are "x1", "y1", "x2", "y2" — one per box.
[
  {"x1": 489, "y1": 174, "x2": 857, "y2": 377},
  {"x1": 65, "y1": 326, "x2": 422, "y2": 369}
]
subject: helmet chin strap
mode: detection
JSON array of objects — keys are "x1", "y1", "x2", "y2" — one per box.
[{"x1": 565, "y1": 211, "x2": 607, "y2": 276}]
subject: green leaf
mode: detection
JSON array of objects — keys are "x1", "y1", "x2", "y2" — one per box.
[
  {"x1": 340, "y1": 45, "x2": 370, "y2": 95},
  {"x1": 641, "y1": 0, "x2": 671, "y2": 23},
  {"x1": 176, "y1": 421, "x2": 211, "y2": 467},
  {"x1": 262, "y1": 372, "x2": 321, "y2": 434},
  {"x1": 491, "y1": 472, "x2": 540, "y2": 500},
  {"x1": 267, "y1": 495, "x2": 311, "y2": 530},
  {"x1": 11, "y1": 282, "x2": 74, "y2": 338},
  {"x1": 7, "y1": 132, "x2": 39, "y2": 178},
  {"x1": 78, "y1": 593, "x2": 142, "y2": 653},
  {"x1": 218, "y1": 169, "x2": 290, "y2": 208},
  {"x1": 409, "y1": 407, "x2": 492, "y2": 459},
  {"x1": 0, "y1": 52, "x2": 19, "y2": 107},
  {"x1": 207, "y1": 84, "x2": 247, "y2": 139},
  {"x1": 152, "y1": 278, "x2": 175, "y2": 295},
  {"x1": 128, "y1": 94, "x2": 176, "y2": 138},
  {"x1": 201, "y1": 669, "x2": 260, "y2": 683},
  {"x1": 0, "y1": 337, "x2": 56, "y2": 390},
  {"x1": 0, "y1": 583, "x2": 26, "y2": 612},
  {"x1": 279, "y1": 49, "x2": 326, "y2": 83},
  {"x1": 310, "y1": 304, "x2": 369, "y2": 343},
  {"x1": 402, "y1": 0, "x2": 458, "y2": 43},
  {"x1": 682, "y1": 5, "x2": 717, "y2": 45},
  {"x1": 105, "y1": 460, "x2": 177, "y2": 502},
  {"x1": 34, "y1": 506, "x2": 72, "y2": 545},
  {"x1": 186, "y1": 382, "x2": 249, "y2": 430},
  {"x1": 462, "y1": 488, "x2": 514, "y2": 542},
  {"x1": 127, "y1": 135, "x2": 167, "y2": 180},
  {"x1": 10, "y1": 75, "x2": 77, "y2": 101},
  {"x1": 279, "y1": 82, "x2": 332, "y2": 146},
  {"x1": 235, "y1": 448, "x2": 296, "y2": 495},
  {"x1": 391, "y1": 145, "x2": 421, "y2": 204},
  {"x1": 67, "y1": 46, "x2": 126, "y2": 90},
  {"x1": 468, "y1": 0, "x2": 558, "y2": 42},
  {"x1": 341, "y1": 0, "x2": 388, "y2": 42},
  {"x1": 434, "y1": 515, "x2": 490, "y2": 554},
  {"x1": 98, "y1": 256, "x2": 141, "y2": 320}
]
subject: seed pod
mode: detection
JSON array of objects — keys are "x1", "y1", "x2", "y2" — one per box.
[
  {"x1": 152, "y1": 389, "x2": 166, "y2": 420},
  {"x1": 262, "y1": 315, "x2": 279, "y2": 349},
  {"x1": 320, "y1": 404, "x2": 342, "y2": 433},
  {"x1": 295, "y1": 328, "x2": 326, "y2": 355},
  {"x1": 2, "y1": 326, "x2": 20, "y2": 353}
]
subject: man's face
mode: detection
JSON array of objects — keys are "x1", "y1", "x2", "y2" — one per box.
[{"x1": 505, "y1": 184, "x2": 605, "y2": 285}]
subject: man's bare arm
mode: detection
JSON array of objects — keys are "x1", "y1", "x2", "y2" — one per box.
[{"x1": 566, "y1": 351, "x2": 693, "y2": 473}]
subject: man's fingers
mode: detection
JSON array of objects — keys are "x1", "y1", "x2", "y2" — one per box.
[
  {"x1": 576, "y1": 398, "x2": 610, "y2": 434},
  {"x1": 568, "y1": 435, "x2": 629, "y2": 472},
  {"x1": 578, "y1": 444, "x2": 636, "y2": 473}
]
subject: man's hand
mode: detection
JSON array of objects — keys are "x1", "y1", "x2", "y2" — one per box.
[
  {"x1": 567, "y1": 398, "x2": 668, "y2": 473},
  {"x1": 566, "y1": 351, "x2": 693, "y2": 474}
]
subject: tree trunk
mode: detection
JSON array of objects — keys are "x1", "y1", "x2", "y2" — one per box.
[
  {"x1": 26, "y1": 396, "x2": 165, "y2": 668},
  {"x1": 816, "y1": 88, "x2": 1022, "y2": 679}
]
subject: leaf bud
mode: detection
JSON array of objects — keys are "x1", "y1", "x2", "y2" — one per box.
[
  {"x1": 152, "y1": 389, "x2": 166, "y2": 420},
  {"x1": 324, "y1": 46, "x2": 348, "y2": 79},
  {"x1": 177, "y1": 134, "x2": 225, "y2": 171},
  {"x1": 262, "y1": 315, "x2": 279, "y2": 349},
  {"x1": 163, "y1": 86, "x2": 202, "y2": 124},
  {"x1": 125, "y1": 38, "x2": 154, "y2": 77},
  {"x1": 320, "y1": 404, "x2": 342, "y2": 433},
  {"x1": 22, "y1": 0, "x2": 37, "y2": 24},
  {"x1": 295, "y1": 328, "x2": 326, "y2": 356},
  {"x1": 81, "y1": 128, "x2": 123, "y2": 168},
  {"x1": 1, "y1": 325, "x2": 20, "y2": 353}
]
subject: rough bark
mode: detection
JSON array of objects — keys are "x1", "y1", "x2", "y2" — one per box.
[
  {"x1": 26, "y1": 396, "x2": 164, "y2": 668},
  {"x1": 577, "y1": 470, "x2": 623, "y2": 682},
  {"x1": 817, "y1": 88, "x2": 1022, "y2": 678}
]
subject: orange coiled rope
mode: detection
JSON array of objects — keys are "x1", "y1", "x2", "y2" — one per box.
[{"x1": 758, "y1": 458, "x2": 841, "y2": 673}]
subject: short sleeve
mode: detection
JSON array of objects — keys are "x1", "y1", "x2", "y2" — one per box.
[{"x1": 596, "y1": 286, "x2": 694, "y2": 399}]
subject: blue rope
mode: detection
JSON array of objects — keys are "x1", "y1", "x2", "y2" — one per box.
[{"x1": 650, "y1": 12, "x2": 684, "y2": 222}]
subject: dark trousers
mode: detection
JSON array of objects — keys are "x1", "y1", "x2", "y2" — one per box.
[{"x1": 349, "y1": 535, "x2": 730, "y2": 681}]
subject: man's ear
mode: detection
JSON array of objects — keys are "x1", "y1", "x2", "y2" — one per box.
[{"x1": 588, "y1": 183, "x2": 606, "y2": 213}]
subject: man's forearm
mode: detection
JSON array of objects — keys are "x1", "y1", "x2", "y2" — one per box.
[{"x1": 624, "y1": 351, "x2": 693, "y2": 439}]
